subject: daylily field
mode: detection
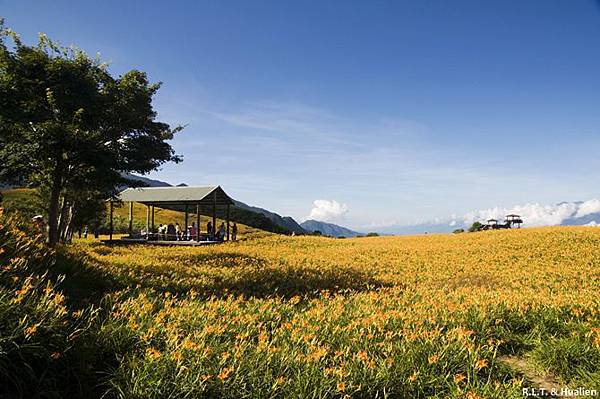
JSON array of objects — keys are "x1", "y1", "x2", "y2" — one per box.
[{"x1": 1, "y1": 210, "x2": 599, "y2": 398}]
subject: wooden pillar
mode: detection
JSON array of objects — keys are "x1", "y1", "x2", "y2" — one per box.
[
  {"x1": 196, "y1": 203, "x2": 200, "y2": 242},
  {"x1": 226, "y1": 204, "x2": 230, "y2": 241},
  {"x1": 212, "y1": 191, "x2": 217, "y2": 237},
  {"x1": 109, "y1": 200, "x2": 114, "y2": 242},
  {"x1": 151, "y1": 205, "x2": 155, "y2": 238},
  {"x1": 145, "y1": 205, "x2": 150, "y2": 239},
  {"x1": 128, "y1": 201, "x2": 133, "y2": 235},
  {"x1": 184, "y1": 204, "x2": 189, "y2": 240}
]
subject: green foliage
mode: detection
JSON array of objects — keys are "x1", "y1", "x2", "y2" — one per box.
[
  {"x1": 0, "y1": 209, "x2": 94, "y2": 397},
  {"x1": 0, "y1": 21, "x2": 182, "y2": 244},
  {"x1": 0, "y1": 188, "x2": 45, "y2": 217},
  {"x1": 453, "y1": 228, "x2": 465, "y2": 234},
  {"x1": 531, "y1": 336, "x2": 600, "y2": 388},
  {"x1": 469, "y1": 221, "x2": 483, "y2": 232},
  {"x1": 229, "y1": 206, "x2": 292, "y2": 235},
  {"x1": 366, "y1": 232, "x2": 379, "y2": 237},
  {"x1": 99, "y1": 215, "x2": 143, "y2": 234}
]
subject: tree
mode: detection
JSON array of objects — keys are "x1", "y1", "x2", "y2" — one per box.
[
  {"x1": 468, "y1": 222, "x2": 483, "y2": 232},
  {"x1": 0, "y1": 21, "x2": 182, "y2": 245}
]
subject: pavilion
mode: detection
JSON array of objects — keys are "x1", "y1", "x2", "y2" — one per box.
[
  {"x1": 108, "y1": 186, "x2": 235, "y2": 244},
  {"x1": 504, "y1": 214, "x2": 523, "y2": 228}
]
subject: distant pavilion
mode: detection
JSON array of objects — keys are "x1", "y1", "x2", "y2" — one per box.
[
  {"x1": 504, "y1": 214, "x2": 523, "y2": 228},
  {"x1": 108, "y1": 186, "x2": 235, "y2": 244}
]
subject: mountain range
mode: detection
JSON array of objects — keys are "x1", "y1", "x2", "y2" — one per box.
[
  {"x1": 122, "y1": 174, "x2": 370, "y2": 236},
  {"x1": 232, "y1": 200, "x2": 306, "y2": 234},
  {"x1": 121, "y1": 173, "x2": 178, "y2": 188},
  {"x1": 300, "y1": 219, "x2": 362, "y2": 237}
]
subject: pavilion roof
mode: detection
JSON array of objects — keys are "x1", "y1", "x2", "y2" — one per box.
[{"x1": 117, "y1": 186, "x2": 234, "y2": 206}]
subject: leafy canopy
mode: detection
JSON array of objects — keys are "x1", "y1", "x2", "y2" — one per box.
[{"x1": 0, "y1": 20, "x2": 182, "y2": 243}]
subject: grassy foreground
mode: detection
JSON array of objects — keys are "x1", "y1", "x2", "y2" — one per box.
[{"x1": 1, "y1": 210, "x2": 599, "y2": 398}]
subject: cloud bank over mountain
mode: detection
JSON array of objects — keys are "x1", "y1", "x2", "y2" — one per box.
[
  {"x1": 461, "y1": 199, "x2": 600, "y2": 227},
  {"x1": 375, "y1": 199, "x2": 600, "y2": 235},
  {"x1": 575, "y1": 199, "x2": 600, "y2": 218}
]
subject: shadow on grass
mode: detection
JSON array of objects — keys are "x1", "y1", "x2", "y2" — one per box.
[
  {"x1": 93, "y1": 251, "x2": 394, "y2": 299},
  {"x1": 172, "y1": 252, "x2": 268, "y2": 268},
  {"x1": 77, "y1": 243, "x2": 395, "y2": 299},
  {"x1": 52, "y1": 251, "x2": 124, "y2": 308},
  {"x1": 202, "y1": 264, "x2": 395, "y2": 299}
]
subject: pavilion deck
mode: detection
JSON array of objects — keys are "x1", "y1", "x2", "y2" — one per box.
[{"x1": 103, "y1": 237, "x2": 220, "y2": 246}]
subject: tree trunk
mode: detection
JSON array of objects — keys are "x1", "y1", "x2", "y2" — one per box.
[
  {"x1": 62, "y1": 202, "x2": 75, "y2": 243},
  {"x1": 47, "y1": 166, "x2": 63, "y2": 246},
  {"x1": 57, "y1": 197, "x2": 68, "y2": 242}
]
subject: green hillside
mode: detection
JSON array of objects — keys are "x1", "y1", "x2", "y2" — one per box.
[{"x1": 0, "y1": 188, "x2": 279, "y2": 240}]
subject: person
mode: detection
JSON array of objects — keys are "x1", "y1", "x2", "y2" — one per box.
[
  {"x1": 83, "y1": 225, "x2": 88, "y2": 239},
  {"x1": 191, "y1": 222, "x2": 198, "y2": 241},
  {"x1": 32, "y1": 215, "x2": 46, "y2": 235},
  {"x1": 166, "y1": 224, "x2": 176, "y2": 240},
  {"x1": 232, "y1": 223, "x2": 238, "y2": 241},
  {"x1": 157, "y1": 224, "x2": 164, "y2": 240},
  {"x1": 159, "y1": 224, "x2": 169, "y2": 240},
  {"x1": 207, "y1": 221, "x2": 213, "y2": 240},
  {"x1": 175, "y1": 223, "x2": 181, "y2": 240},
  {"x1": 217, "y1": 222, "x2": 225, "y2": 241}
]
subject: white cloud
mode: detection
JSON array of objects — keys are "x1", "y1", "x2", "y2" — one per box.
[
  {"x1": 575, "y1": 199, "x2": 600, "y2": 218},
  {"x1": 374, "y1": 198, "x2": 600, "y2": 234},
  {"x1": 463, "y1": 200, "x2": 600, "y2": 227},
  {"x1": 307, "y1": 199, "x2": 349, "y2": 222}
]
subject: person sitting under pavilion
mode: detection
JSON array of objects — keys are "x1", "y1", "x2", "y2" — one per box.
[{"x1": 217, "y1": 222, "x2": 226, "y2": 241}]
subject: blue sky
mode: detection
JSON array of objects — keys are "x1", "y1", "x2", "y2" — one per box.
[{"x1": 3, "y1": 1, "x2": 600, "y2": 229}]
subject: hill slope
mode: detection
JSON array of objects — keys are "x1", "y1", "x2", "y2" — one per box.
[
  {"x1": 234, "y1": 200, "x2": 306, "y2": 234},
  {"x1": 300, "y1": 219, "x2": 362, "y2": 237},
  {"x1": 121, "y1": 173, "x2": 172, "y2": 187}
]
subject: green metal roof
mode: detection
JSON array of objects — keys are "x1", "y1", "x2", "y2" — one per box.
[{"x1": 117, "y1": 186, "x2": 234, "y2": 206}]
